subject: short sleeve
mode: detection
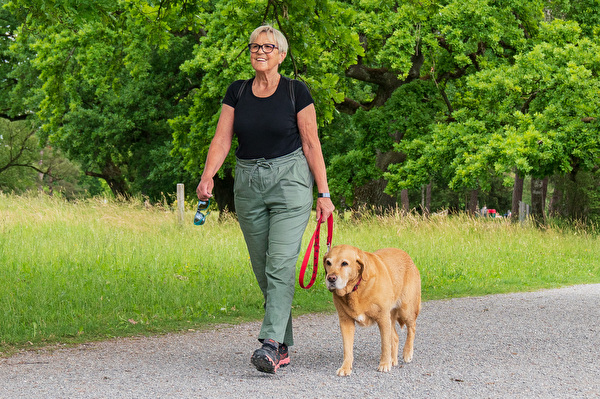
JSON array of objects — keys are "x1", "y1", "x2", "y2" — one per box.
[
  {"x1": 293, "y1": 80, "x2": 315, "y2": 113},
  {"x1": 222, "y1": 80, "x2": 247, "y2": 108}
]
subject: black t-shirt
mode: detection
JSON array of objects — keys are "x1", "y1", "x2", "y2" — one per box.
[{"x1": 222, "y1": 77, "x2": 314, "y2": 159}]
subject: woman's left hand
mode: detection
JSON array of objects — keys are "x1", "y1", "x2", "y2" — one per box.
[{"x1": 316, "y1": 197, "x2": 335, "y2": 222}]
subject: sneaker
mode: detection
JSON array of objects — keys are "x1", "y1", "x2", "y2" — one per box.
[
  {"x1": 278, "y1": 343, "x2": 290, "y2": 368},
  {"x1": 251, "y1": 339, "x2": 280, "y2": 374}
]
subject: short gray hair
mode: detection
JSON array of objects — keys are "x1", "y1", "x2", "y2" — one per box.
[{"x1": 249, "y1": 25, "x2": 288, "y2": 54}]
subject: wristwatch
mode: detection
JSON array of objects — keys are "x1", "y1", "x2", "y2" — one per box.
[{"x1": 317, "y1": 193, "x2": 330, "y2": 198}]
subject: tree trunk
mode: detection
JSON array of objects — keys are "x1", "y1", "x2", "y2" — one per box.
[
  {"x1": 467, "y1": 189, "x2": 479, "y2": 215},
  {"x1": 548, "y1": 184, "x2": 562, "y2": 217},
  {"x1": 38, "y1": 149, "x2": 44, "y2": 193},
  {"x1": 542, "y1": 176, "x2": 548, "y2": 207},
  {"x1": 424, "y1": 182, "x2": 432, "y2": 216},
  {"x1": 104, "y1": 176, "x2": 129, "y2": 197},
  {"x1": 47, "y1": 166, "x2": 54, "y2": 196},
  {"x1": 354, "y1": 178, "x2": 396, "y2": 213},
  {"x1": 549, "y1": 170, "x2": 591, "y2": 221},
  {"x1": 401, "y1": 189, "x2": 409, "y2": 214},
  {"x1": 563, "y1": 169, "x2": 582, "y2": 219},
  {"x1": 530, "y1": 177, "x2": 547, "y2": 225},
  {"x1": 86, "y1": 160, "x2": 130, "y2": 197},
  {"x1": 353, "y1": 149, "x2": 404, "y2": 212},
  {"x1": 511, "y1": 171, "x2": 524, "y2": 221},
  {"x1": 213, "y1": 172, "x2": 236, "y2": 218}
]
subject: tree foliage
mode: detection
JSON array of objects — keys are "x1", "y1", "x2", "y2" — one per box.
[
  {"x1": 0, "y1": 119, "x2": 41, "y2": 191},
  {"x1": 4, "y1": 0, "x2": 201, "y2": 198},
  {"x1": 386, "y1": 16, "x2": 600, "y2": 220},
  {"x1": 1, "y1": 0, "x2": 598, "y2": 221},
  {"x1": 0, "y1": 118, "x2": 101, "y2": 196}
]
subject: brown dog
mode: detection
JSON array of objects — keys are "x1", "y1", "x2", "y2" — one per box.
[{"x1": 323, "y1": 244, "x2": 421, "y2": 376}]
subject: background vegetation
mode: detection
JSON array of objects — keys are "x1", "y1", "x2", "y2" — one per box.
[
  {"x1": 1, "y1": 194, "x2": 599, "y2": 354},
  {"x1": 1, "y1": 0, "x2": 599, "y2": 224}
]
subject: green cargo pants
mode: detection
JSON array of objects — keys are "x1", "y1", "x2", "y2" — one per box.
[{"x1": 234, "y1": 148, "x2": 313, "y2": 347}]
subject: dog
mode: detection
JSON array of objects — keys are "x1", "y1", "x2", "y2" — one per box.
[{"x1": 323, "y1": 244, "x2": 421, "y2": 376}]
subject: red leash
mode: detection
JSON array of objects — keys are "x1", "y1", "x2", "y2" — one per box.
[{"x1": 299, "y1": 214, "x2": 333, "y2": 289}]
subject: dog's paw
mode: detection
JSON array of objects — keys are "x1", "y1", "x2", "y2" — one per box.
[
  {"x1": 377, "y1": 362, "x2": 392, "y2": 372},
  {"x1": 403, "y1": 348, "x2": 414, "y2": 363},
  {"x1": 336, "y1": 366, "x2": 352, "y2": 377}
]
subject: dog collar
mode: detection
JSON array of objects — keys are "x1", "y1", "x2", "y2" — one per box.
[{"x1": 352, "y1": 278, "x2": 362, "y2": 292}]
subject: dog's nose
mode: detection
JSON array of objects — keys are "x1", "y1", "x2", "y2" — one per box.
[{"x1": 327, "y1": 275, "x2": 337, "y2": 283}]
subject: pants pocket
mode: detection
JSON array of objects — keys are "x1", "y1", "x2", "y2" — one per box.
[{"x1": 279, "y1": 156, "x2": 313, "y2": 209}]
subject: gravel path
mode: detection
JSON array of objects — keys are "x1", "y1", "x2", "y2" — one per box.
[{"x1": 1, "y1": 284, "x2": 599, "y2": 398}]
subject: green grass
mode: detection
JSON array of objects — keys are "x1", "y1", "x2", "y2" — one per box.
[{"x1": 1, "y1": 193, "x2": 599, "y2": 355}]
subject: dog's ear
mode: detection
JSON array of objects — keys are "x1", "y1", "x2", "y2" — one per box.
[
  {"x1": 323, "y1": 252, "x2": 331, "y2": 275},
  {"x1": 356, "y1": 249, "x2": 372, "y2": 281}
]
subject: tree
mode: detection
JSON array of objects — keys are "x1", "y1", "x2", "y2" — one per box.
[
  {"x1": 386, "y1": 16, "x2": 600, "y2": 223},
  {"x1": 5, "y1": 0, "x2": 201, "y2": 199},
  {"x1": 0, "y1": 118, "x2": 100, "y2": 196},
  {"x1": 549, "y1": 170, "x2": 600, "y2": 223},
  {"x1": 0, "y1": 5, "x2": 40, "y2": 122},
  {"x1": 328, "y1": 80, "x2": 443, "y2": 211},
  {"x1": 0, "y1": 119, "x2": 41, "y2": 191},
  {"x1": 472, "y1": 20, "x2": 600, "y2": 222},
  {"x1": 328, "y1": 0, "x2": 546, "y2": 211}
]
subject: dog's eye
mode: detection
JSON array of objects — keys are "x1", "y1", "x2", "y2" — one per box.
[
  {"x1": 341, "y1": 261, "x2": 348, "y2": 267},
  {"x1": 325, "y1": 260, "x2": 331, "y2": 266}
]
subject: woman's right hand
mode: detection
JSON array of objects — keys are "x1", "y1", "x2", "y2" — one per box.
[{"x1": 196, "y1": 177, "x2": 214, "y2": 201}]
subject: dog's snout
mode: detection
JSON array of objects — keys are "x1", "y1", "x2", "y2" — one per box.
[{"x1": 327, "y1": 275, "x2": 337, "y2": 283}]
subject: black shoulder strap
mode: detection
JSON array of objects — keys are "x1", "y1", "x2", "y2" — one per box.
[
  {"x1": 281, "y1": 76, "x2": 296, "y2": 111},
  {"x1": 236, "y1": 79, "x2": 251, "y2": 102}
]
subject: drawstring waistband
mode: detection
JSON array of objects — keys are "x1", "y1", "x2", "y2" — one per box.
[
  {"x1": 236, "y1": 147, "x2": 304, "y2": 167},
  {"x1": 248, "y1": 161, "x2": 273, "y2": 186},
  {"x1": 237, "y1": 148, "x2": 304, "y2": 187}
]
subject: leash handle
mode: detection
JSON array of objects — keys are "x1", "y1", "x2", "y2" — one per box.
[
  {"x1": 299, "y1": 214, "x2": 333, "y2": 289},
  {"x1": 325, "y1": 213, "x2": 333, "y2": 250}
]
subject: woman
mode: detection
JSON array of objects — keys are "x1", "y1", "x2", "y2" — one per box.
[{"x1": 196, "y1": 25, "x2": 335, "y2": 374}]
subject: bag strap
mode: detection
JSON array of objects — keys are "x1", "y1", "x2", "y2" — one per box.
[
  {"x1": 236, "y1": 79, "x2": 251, "y2": 102},
  {"x1": 282, "y1": 76, "x2": 296, "y2": 111},
  {"x1": 299, "y1": 215, "x2": 334, "y2": 289}
]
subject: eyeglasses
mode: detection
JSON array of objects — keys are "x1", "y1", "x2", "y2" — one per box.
[
  {"x1": 193, "y1": 199, "x2": 211, "y2": 226},
  {"x1": 248, "y1": 43, "x2": 278, "y2": 53}
]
